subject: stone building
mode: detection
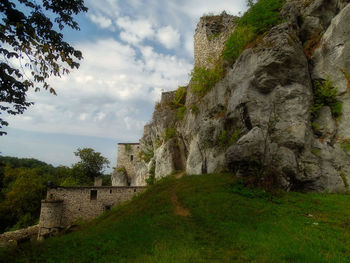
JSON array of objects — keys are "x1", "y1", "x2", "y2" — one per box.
[
  {"x1": 38, "y1": 186, "x2": 145, "y2": 239},
  {"x1": 111, "y1": 143, "x2": 142, "y2": 186},
  {"x1": 194, "y1": 11, "x2": 237, "y2": 69}
]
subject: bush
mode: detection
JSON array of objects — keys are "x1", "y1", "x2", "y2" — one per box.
[
  {"x1": 219, "y1": 129, "x2": 241, "y2": 149},
  {"x1": 139, "y1": 148, "x2": 154, "y2": 163},
  {"x1": 145, "y1": 163, "x2": 156, "y2": 185},
  {"x1": 163, "y1": 127, "x2": 176, "y2": 142},
  {"x1": 168, "y1": 86, "x2": 187, "y2": 109},
  {"x1": 310, "y1": 78, "x2": 342, "y2": 118},
  {"x1": 191, "y1": 66, "x2": 224, "y2": 97},
  {"x1": 177, "y1": 106, "x2": 186, "y2": 121},
  {"x1": 190, "y1": 104, "x2": 200, "y2": 115},
  {"x1": 222, "y1": 0, "x2": 286, "y2": 64}
]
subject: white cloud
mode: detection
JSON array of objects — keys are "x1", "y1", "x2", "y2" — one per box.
[
  {"x1": 8, "y1": 38, "x2": 192, "y2": 139},
  {"x1": 88, "y1": 13, "x2": 113, "y2": 29},
  {"x1": 116, "y1": 16, "x2": 155, "y2": 45},
  {"x1": 156, "y1": 26, "x2": 180, "y2": 49}
]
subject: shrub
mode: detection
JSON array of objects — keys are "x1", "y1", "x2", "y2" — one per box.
[
  {"x1": 191, "y1": 66, "x2": 224, "y2": 97},
  {"x1": 177, "y1": 106, "x2": 186, "y2": 121},
  {"x1": 190, "y1": 104, "x2": 200, "y2": 115},
  {"x1": 219, "y1": 129, "x2": 241, "y2": 149},
  {"x1": 222, "y1": 0, "x2": 286, "y2": 64},
  {"x1": 169, "y1": 86, "x2": 187, "y2": 109},
  {"x1": 310, "y1": 78, "x2": 342, "y2": 118},
  {"x1": 145, "y1": 163, "x2": 156, "y2": 185},
  {"x1": 139, "y1": 148, "x2": 154, "y2": 163},
  {"x1": 163, "y1": 127, "x2": 176, "y2": 142},
  {"x1": 229, "y1": 129, "x2": 241, "y2": 145},
  {"x1": 341, "y1": 139, "x2": 350, "y2": 152}
]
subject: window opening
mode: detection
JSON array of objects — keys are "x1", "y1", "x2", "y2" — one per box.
[
  {"x1": 90, "y1": 190, "x2": 97, "y2": 200},
  {"x1": 130, "y1": 155, "x2": 134, "y2": 161}
]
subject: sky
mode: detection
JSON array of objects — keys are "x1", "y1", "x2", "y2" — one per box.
[{"x1": 0, "y1": 0, "x2": 246, "y2": 172}]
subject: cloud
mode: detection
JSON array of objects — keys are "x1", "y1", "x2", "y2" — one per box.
[
  {"x1": 116, "y1": 16, "x2": 155, "y2": 45},
  {"x1": 8, "y1": 38, "x2": 192, "y2": 140},
  {"x1": 88, "y1": 13, "x2": 114, "y2": 29},
  {"x1": 156, "y1": 26, "x2": 180, "y2": 49}
]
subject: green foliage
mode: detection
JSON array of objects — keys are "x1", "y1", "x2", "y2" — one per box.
[
  {"x1": 0, "y1": 0, "x2": 87, "y2": 135},
  {"x1": 229, "y1": 129, "x2": 241, "y2": 145},
  {"x1": 222, "y1": 0, "x2": 286, "y2": 64},
  {"x1": 341, "y1": 139, "x2": 350, "y2": 152},
  {"x1": 311, "y1": 148, "x2": 321, "y2": 157},
  {"x1": 312, "y1": 122, "x2": 320, "y2": 132},
  {"x1": 218, "y1": 130, "x2": 228, "y2": 148},
  {"x1": 177, "y1": 106, "x2": 187, "y2": 121},
  {"x1": 222, "y1": 26, "x2": 256, "y2": 64},
  {"x1": 0, "y1": 157, "x2": 75, "y2": 233},
  {"x1": 145, "y1": 163, "x2": 156, "y2": 185},
  {"x1": 174, "y1": 86, "x2": 187, "y2": 106},
  {"x1": 168, "y1": 86, "x2": 187, "y2": 109},
  {"x1": 219, "y1": 129, "x2": 241, "y2": 149},
  {"x1": 124, "y1": 144, "x2": 132, "y2": 151},
  {"x1": 163, "y1": 127, "x2": 176, "y2": 142},
  {"x1": 139, "y1": 148, "x2": 154, "y2": 163},
  {"x1": 190, "y1": 66, "x2": 224, "y2": 97},
  {"x1": 310, "y1": 79, "x2": 342, "y2": 118},
  {"x1": 190, "y1": 104, "x2": 200, "y2": 115},
  {"x1": 73, "y1": 148, "x2": 110, "y2": 183},
  {"x1": 4, "y1": 173, "x2": 350, "y2": 262}
]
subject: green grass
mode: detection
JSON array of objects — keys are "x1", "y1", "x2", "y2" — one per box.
[
  {"x1": 2, "y1": 173, "x2": 350, "y2": 262},
  {"x1": 222, "y1": 0, "x2": 286, "y2": 64}
]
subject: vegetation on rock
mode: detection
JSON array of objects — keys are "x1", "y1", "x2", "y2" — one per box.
[
  {"x1": 222, "y1": 0, "x2": 286, "y2": 64},
  {"x1": 310, "y1": 79, "x2": 342, "y2": 118}
]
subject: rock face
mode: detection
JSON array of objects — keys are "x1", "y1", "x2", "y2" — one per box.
[{"x1": 135, "y1": 0, "x2": 350, "y2": 192}]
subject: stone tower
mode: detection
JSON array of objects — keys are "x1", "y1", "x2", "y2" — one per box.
[
  {"x1": 111, "y1": 143, "x2": 140, "y2": 186},
  {"x1": 193, "y1": 11, "x2": 237, "y2": 69}
]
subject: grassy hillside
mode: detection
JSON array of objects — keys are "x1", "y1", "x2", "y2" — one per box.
[{"x1": 2, "y1": 173, "x2": 350, "y2": 262}]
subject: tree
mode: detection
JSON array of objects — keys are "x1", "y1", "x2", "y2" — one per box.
[
  {"x1": 0, "y1": 0, "x2": 88, "y2": 135},
  {"x1": 73, "y1": 148, "x2": 110, "y2": 183}
]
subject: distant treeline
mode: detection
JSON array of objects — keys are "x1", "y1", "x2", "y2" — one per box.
[{"x1": 0, "y1": 156, "x2": 111, "y2": 233}]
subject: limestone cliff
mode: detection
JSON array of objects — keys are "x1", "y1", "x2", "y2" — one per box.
[{"x1": 135, "y1": 0, "x2": 350, "y2": 192}]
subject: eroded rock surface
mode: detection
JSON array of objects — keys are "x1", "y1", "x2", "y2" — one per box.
[{"x1": 134, "y1": 1, "x2": 350, "y2": 192}]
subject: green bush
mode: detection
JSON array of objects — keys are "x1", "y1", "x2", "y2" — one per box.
[
  {"x1": 341, "y1": 139, "x2": 350, "y2": 152},
  {"x1": 145, "y1": 163, "x2": 156, "y2": 185},
  {"x1": 222, "y1": 0, "x2": 286, "y2": 64},
  {"x1": 163, "y1": 127, "x2": 176, "y2": 142},
  {"x1": 139, "y1": 148, "x2": 154, "y2": 163},
  {"x1": 190, "y1": 104, "x2": 200, "y2": 115},
  {"x1": 219, "y1": 129, "x2": 241, "y2": 149},
  {"x1": 177, "y1": 106, "x2": 186, "y2": 121},
  {"x1": 191, "y1": 66, "x2": 224, "y2": 97},
  {"x1": 310, "y1": 79, "x2": 342, "y2": 118},
  {"x1": 168, "y1": 86, "x2": 187, "y2": 109}
]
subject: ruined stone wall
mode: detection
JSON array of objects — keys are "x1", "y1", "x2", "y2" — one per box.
[
  {"x1": 38, "y1": 186, "x2": 145, "y2": 239},
  {"x1": 194, "y1": 12, "x2": 237, "y2": 69},
  {"x1": 116, "y1": 143, "x2": 140, "y2": 178},
  {"x1": 0, "y1": 225, "x2": 38, "y2": 246}
]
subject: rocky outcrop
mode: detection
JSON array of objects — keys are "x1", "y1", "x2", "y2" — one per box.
[{"x1": 135, "y1": 0, "x2": 350, "y2": 192}]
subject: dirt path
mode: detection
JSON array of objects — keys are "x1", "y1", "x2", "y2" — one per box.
[{"x1": 170, "y1": 172, "x2": 190, "y2": 217}]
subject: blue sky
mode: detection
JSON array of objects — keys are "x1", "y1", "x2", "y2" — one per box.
[{"x1": 0, "y1": 0, "x2": 246, "y2": 172}]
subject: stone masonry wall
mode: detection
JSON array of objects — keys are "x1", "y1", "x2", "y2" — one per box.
[
  {"x1": 114, "y1": 143, "x2": 140, "y2": 185},
  {"x1": 38, "y1": 186, "x2": 145, "y2": 239},
  {"x1": 194, "y1": 12, "x2": 237, "y2": 69}
]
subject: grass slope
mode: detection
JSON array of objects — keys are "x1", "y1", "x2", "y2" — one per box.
[{"x1": 2, "y1": 174, "x2": 350, "y2": 262}]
